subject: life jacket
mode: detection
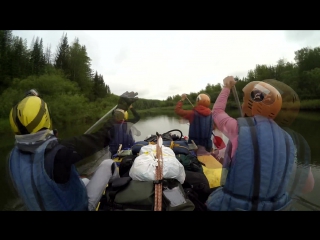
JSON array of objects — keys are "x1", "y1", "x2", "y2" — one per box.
[
  {"x1": 188, "y1": 111, "x2": 213, "y2": 151},
  {"x1": 8, "y1": 137, "x2": 88, "y2": 211},
  {"x1": 109, "y1": 121, "x2": 135, "y2": 155},
  {"x1": 206, "y1": 115, "x2": 295, "y2": 211}
]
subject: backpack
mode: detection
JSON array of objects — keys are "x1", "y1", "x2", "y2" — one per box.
[
  {"x1": 175, "y1": 153, "x2": 205, "y2": 173},
  {"x1": 184, "y1": 188, "x2": 208, "y2": 211},
  {"x1": 114, "y1": 132, "x2": 211, "y2": 211},
  {"x1": 118, "y1": 155, "x2": 138, "y2": 177},
  {"x1": 144, "y1": 129, "x2": 182, "y2": 142},
  {"x1": 98, "y1": 177, "x2": 195, "y2": 211},
  {"x1": 116, "y1": 156, "x2": 211, "y2": 211},
  {"x1": 183, "y1": 170, "x2": 214, "y2": 204}
]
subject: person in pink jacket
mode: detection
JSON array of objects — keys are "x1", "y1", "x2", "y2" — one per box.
[{"x1": 206, "y1": 76, "x2": 314, "y2": 211}]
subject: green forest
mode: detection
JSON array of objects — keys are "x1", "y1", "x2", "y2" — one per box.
[{"x1": 1, "y1": 30, "x2": 320, "y2": 134}]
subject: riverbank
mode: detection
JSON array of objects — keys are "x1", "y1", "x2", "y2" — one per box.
[{"x1": 2, "y1": 100, "x2": 320, "y2": 134}]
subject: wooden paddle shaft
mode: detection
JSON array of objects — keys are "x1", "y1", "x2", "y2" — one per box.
[{"x1": 154, "y1": 137, "x2": 163, "y2": 211}]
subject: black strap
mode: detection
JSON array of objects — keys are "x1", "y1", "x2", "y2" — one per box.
[
  {"x1": 12, "y1": 104, "x2": 29, "y2": 135},
  {"x1": 44, "y1": 140, "x2": 62, "y2": 180},
  {"x1": 245, "y1": 118, "x2": 261, "y2": 211}
]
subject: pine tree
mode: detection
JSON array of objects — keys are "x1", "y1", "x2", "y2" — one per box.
[
  {"x1": 54, "y1": 32, "x2": 70, "y2": 77},
  {"x1": 0, "y1": 30, "x2": 13, "y2": 93}
]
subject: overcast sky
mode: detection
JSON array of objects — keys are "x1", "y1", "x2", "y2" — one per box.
[{"x1": 12, "y1": 30, "x2": 320, "y2": 100}]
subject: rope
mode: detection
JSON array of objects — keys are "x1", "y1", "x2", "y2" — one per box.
[{"x1": 154, "y1": 133, "x2": 163, "y2": 211}]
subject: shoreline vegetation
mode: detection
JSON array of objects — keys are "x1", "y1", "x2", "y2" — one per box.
[
  {"x1": 1, "y1": 103, "x2": 320, "y2": 135},
  {"x1": 1, "y1": 30, "x2": 320, "y2": 134}
]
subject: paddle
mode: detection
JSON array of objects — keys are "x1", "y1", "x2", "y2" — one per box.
[
  {"x1": 210, "y1": 77, "x2": 242, "y2": 150},
  {"x1": 154, "y1": 132, "x2": 163, "y2": 211},
  {"x1": 85, "y1": 91, "x2": 138, "y2": 135},
  {"x1": 212, "y1": 77, "x2": 242, "y2": 150},
  {"x1": 85, "y1": 105, "x2": 118, "y2": 134},
  {"x1": 212, "y1": 131, "x2": 226, "y2": 150},
  {"x1": 232, "y1": 77, "x2": 243, "y2": 117},
  {"x1": 185, "y1": 95, "x2": 225, "y2": 149}
]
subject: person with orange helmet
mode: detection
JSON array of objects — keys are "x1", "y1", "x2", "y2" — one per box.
[
  {"x1": 175, "y1": 93, "x2": 224, "y2": 190},
  {"x1": 175, "y1": 93, "x2": 213, "y2": 152},
  {"x1": 206, "y1": 76, "x2": 314, "y2": 211}
]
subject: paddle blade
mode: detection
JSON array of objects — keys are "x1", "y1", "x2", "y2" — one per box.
[{"x1": 213, "y1": 136, "x2": 226, "y2": 150}]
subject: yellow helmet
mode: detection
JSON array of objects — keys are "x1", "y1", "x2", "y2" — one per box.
[
  {"x1": 124, "y1": 111, "x2": 128, "y2": 120},
  {"x1": 262, "y1": 79, "x2": 300, "y2": 127},
  {"x1": 242, "y1": 81, "x2": 282, "y2": 119},
  {"x1": 9, "y1": 96, "x2": 52, "y2": 135},
  {"x1": 196, "y1": 93, "x2": 210, "y2": 108}
]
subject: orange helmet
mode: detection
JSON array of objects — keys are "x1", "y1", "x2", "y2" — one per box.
[
  {"x1": 263, "y1": 79, "x2": 300, "y2": 127},
  {"x1": 242, "y1": 81, "x2": 282, "y2": 119},
  {"x1": 196, "y1": 93, "x2": 210, "y2": 107}
]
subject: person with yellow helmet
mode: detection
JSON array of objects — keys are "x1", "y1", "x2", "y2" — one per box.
[
  {"x1": 7, "y1": 90, "x2": 138, "y2": 211},
  {"x1": 109, "y1": 103, "x2": 141, "y2": 157},
  {"x1": 206, "y1": 76, "x2": 314, "y2": 211}
]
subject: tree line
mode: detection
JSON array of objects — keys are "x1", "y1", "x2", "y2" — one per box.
[
  {"x1": 166, "y1": 48, "x2": 320, "y2": 108},
  {"x1": 0, "y1": 30, "x2": 110, "y2": 100},
  {"x1": 1, "y1": 30, "x2": 320, "y2": 131}
]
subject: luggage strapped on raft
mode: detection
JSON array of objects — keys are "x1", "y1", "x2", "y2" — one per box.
[{"x1": 96, "y1": 130, "x2": 213, "y2": 211}]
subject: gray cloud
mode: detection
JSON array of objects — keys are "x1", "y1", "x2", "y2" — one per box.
[
  {"x1": 105, "y1": 69, "x2": 117, "y2": 75},
  {"x1": 230, "y1": 70, "x2": 249, "y2": 80},
  {"x1": 114, "y1": 48, "x2": 128, "y2": 64},
  {"x1": 284, "y1": 30, "x2": 320, "y2": 47}
]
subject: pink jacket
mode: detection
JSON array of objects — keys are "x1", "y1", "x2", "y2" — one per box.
[{"x1": 212, "y1": 87, "x2": 238, "y2": 158}]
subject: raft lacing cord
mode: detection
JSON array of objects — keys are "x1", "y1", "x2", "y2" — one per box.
[{"x1": 154, "y1": 132, "x2": 163, "y2": 211}]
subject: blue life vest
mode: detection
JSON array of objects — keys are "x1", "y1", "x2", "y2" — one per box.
[
  {"x1": 206, "y1": 115, "x2": 295, "y2": 211},
  {"x1": 8, "y1": 137, "x2": 88, "y2": 211},
  {"x1": 188, "y1": 111, "x2": 213, "y2": 150},
  {"x1": 109, "y1": 122, "x2": 135, "y2": 155}
]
